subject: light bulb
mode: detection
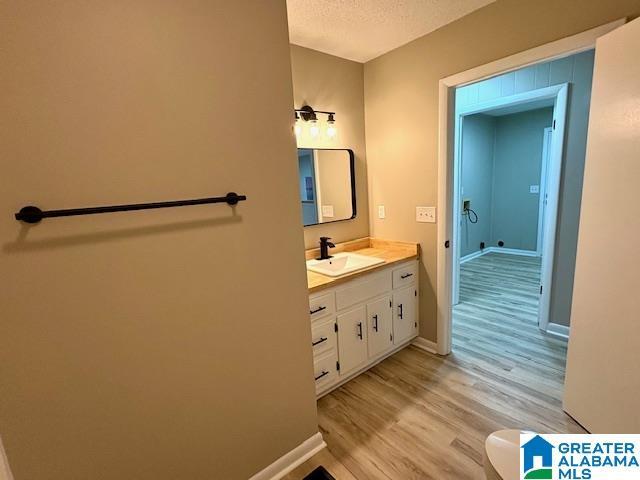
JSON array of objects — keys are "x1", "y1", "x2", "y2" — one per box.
[
  {"x1": 326, "y1": 121, "x2": 337, "y2": 138},
  {"x1": 294, "y1": 120, "x2": 303, "y2": 136},
  {"x1": 326, "y1": 113, "x2": 337, "y2": 139},
  {"x1": 309, "y1": 120, "x2": 320, "y2": 138}
]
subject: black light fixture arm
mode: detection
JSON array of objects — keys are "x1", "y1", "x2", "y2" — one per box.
[
  {"x1": 295, "y1": 105, "x2": 336, "y2": 122},
  {"x1": 14, "y1": 192, "x2": 247, "y2": 224}
]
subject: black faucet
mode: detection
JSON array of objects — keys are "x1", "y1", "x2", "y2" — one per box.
[{"x1": 318, "y1": 236, "x2": 335, "y2": 260}]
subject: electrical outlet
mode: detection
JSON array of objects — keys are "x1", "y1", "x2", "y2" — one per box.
[
  {"x1": 378, "y1": 205, "x2": 386, "y2": 219},
  {"x1": 530, "y1": 185, "x2": 540, "y2": 194},
  {"x1": 416, "y1": 206, "x2": 436, "y2": 223}
]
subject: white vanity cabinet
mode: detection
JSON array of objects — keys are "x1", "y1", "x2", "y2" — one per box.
[
  {"x1": 336, "y1": 306, "x2": 368, "y2": 376},
  {"x1": 308, "y1": 259, "x2": 419, "y2": 397},
  {"x1": 367, "y1": 295, "x2": 393, "y2": 358},
  {"x1": 392, "y1": 285, "x2": 418, "y2": 345}
]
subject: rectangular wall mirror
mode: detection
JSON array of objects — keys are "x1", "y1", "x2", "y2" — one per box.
[{"x1": 297, "y1": 148, "x2": 356, "y2": 227}]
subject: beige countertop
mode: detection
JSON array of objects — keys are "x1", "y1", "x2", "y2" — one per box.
[{"x1": 306, "y1": 238, "x2": 419, "y2": 293}]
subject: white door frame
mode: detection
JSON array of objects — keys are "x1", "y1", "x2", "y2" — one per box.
[
  {"x1": 537, "y1": 127, "x2": 553, "y2": 256},
  {"x1": 538, "y1": 85, "x2": 568, "y2": 333},
  {"x1": 451, "y1": 86, "x2": 567, "y2": 307},
  {"x1": 436, "y1": 19, "x2": 625, "y2": 355}
]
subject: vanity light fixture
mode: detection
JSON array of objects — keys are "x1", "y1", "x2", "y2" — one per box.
[{"x1": 294, "y1": 105, "x2": 337, "y2": 139}]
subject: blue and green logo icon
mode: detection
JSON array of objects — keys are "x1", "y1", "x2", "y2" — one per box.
[{"x1": 521, "y1": 435, "x2": 554, "y2": 479}]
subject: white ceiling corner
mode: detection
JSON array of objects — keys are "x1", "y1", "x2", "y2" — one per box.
[{"x1": 287, "y1": 0, "x2": 496, "y2": 63}]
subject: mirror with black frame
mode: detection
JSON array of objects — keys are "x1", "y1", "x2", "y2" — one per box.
[{"x1": 297, "y1": 148, "x2": 356, "y2": 227}]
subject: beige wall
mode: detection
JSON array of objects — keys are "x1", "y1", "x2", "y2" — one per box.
[
  {"x1": 290, "y1": 46, "x2": 369, "y2": 249},
  {"x1": 364, "y1": 0, "x2": 640, "y2": 342},
  {"x1": 0, "y1": 2, "x2": 318, "y2": 479}
]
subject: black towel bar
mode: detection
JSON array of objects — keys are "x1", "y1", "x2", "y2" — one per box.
[{"x1": 15, "y1": 192, "x2": 246, "y2": 224}]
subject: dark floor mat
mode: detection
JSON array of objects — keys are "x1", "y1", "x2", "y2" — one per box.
[{"x1": 303, "y1": 465, "x2": 336, "y2": 480}]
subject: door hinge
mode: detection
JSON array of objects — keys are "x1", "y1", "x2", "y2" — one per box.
[
  {"x1": 334, "y1": 323, "x2": 338, "y2": 332},
  {"x1": 540, "y1": 285, "x2": 543, "y2": 295},
  {"x1": 415, "y1": 322, "x2": 417, "y2": 328},
  {"x1": 336, "y1": 361, "x2": 340, "y2": 371},
  {"x1": 389, "y1": 300, "x2": 392, "y2": 308},
  {"x1": 553, "y1": 120, "x2": 556, "y2": 130},
  {"x1": 414, "y1": 290, "x2": 417, "y2": 297}
]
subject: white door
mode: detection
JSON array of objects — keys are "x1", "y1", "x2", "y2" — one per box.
[
  {"x1": 536, "y1": 127, "x2": 552, "y2": 256},
  {"x1": 366, "y1": 295, "x2": 393, "y2": 358},
  {"x1": 563, "y1": 18, "x2": 640, "y2": 433},
  {"x1": 336, "y1": 306, "x2": 368, "y2": 376},
  {"x1": 393, "y1": 285, "x2": 417, "y2": 345}
]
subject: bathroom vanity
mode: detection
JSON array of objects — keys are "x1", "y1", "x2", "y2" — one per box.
[{"x1": 306, "y1": 238, "x2": 419, "y2": 397}]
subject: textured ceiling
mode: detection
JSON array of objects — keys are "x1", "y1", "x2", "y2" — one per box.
[{"x1": 287, "y1": 0, "x2": 496, "y2": 63}]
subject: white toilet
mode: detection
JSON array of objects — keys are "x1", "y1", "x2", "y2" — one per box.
[{"x1": 483, "y1": 429, "x2": 526, "y2": 480}]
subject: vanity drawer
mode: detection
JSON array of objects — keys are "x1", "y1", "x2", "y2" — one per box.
[
  {"x1": 313, "y1": 350, "x2": 338, "y2": 394},
  {"x1": 311, "y1": 318, "x2": 337, "y2": 358},
  {"x1": 308, "y1": 292, "x2": 335, "y2": 321},
  {"x1": 393, "y1": 261, "x2": 418, "y2": 289},
  {"x1": 336, "y1": 271, "x2": 392, "y2": 311}
]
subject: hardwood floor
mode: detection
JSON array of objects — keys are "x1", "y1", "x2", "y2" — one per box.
[{"x1": 285, "y1": 253, "x2": 583, "y2": 480}]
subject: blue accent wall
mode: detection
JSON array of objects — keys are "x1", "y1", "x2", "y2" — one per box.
[
  {"x1": 491, "y1": 108, "x2": 553, "y2": 251},
  {"x1": 460, "y1": 108, "x2": 553, "y2": 257},
  {"x1": 460, "y1": 114, "x2": 494, "y2": 258}
]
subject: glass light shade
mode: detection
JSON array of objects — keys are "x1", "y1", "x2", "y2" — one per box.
[
  {"x1": 326, "y1": 121, "x2": 337, "y2": 138},
  {"x1": 309, "y1": 120, "x2": 320, "y2": 138},
  {"x1": 294, "y1": 120, "x2": 303, "y2": 136}
]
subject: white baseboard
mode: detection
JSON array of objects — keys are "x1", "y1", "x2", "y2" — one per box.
[
  {"x1": 249, "y1": 432, "x2": 326, "y2": 480},
  {"x1": 487, "y1": 247, "x2": 539, "y2": 257},
  {"x1": 460, "y1": 249, "x2": 489, "y2": 264},
  {"x1": 546, "y1": 322, "x2": 570, "y2": 341},
  {"x1": 412, "y1": 337, "x2": 439, "y2": 354},
  {"x1": 460, "y1": 247, "x2": 538, "y2": 264}
]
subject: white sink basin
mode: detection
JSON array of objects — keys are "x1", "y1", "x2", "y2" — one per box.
[{"x1": 306, "y1": 252, "x2": 385, "y2": 277}]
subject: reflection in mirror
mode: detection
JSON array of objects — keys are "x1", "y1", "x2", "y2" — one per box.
[{"x1": 297, "y1": 148, "x2": 356, "y2": 227}]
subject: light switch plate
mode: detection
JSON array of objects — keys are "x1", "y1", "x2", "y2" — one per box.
[
  {"x1": 378, "y1": 205, "x2": 386, "y2": 219},
  {"x1": 416, "y1": 206, "x2": 436, "y2": 223},
  {"x1": 322, "y1": 205, "x2": 334, "y2": 218},
  {"x1": 530, "y1": 185, "x2": 540, "y2": 194}
]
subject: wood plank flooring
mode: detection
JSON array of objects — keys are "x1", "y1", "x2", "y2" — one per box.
[{"x1": 285, "y1": 253, "x2": 583, "y2": 480}]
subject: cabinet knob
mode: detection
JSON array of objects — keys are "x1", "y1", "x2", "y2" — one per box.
[
  {"x1": 398, "y1": 304, "x2": 404, "y2": 319},
  {"x1": 310, "y1": 305, "x2": 327, "y2": 315},
  {"x1": 400, "y1": 273, "x2": 413, "y2": 279},
  {"x1": 315, "y1": 370, "x2": 329, "y2": 381},
  {"x1": 357, "y1": 322, "x2": 363, "y2": 340}
]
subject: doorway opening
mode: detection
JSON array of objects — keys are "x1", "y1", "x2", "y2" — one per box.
[
  {"x1": 452, "y1": 83, "x2": 568, "y2": 339},
  {"x1": 450, "y1": 82, "x2": 569, "y2": 375},
  {"x1": 443, "y1": 44, "x2": 600, "y2": 399},
  {"x1": 436, "y1": 42, "x2": 603, "y2": 405},
  {"x1": 435, "y1": 21, "x2": 621, "y2": 357}
]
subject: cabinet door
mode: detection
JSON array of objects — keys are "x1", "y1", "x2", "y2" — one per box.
[
  {"x1": 367, "y1": 295, "x2": 393, "y2": 358},
  {"x1": 393, "y1": 285, "x2": 417, "y2": 345},
  {"x1": 336, "y1": 306, "x2": 368, "y2": 376}
]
